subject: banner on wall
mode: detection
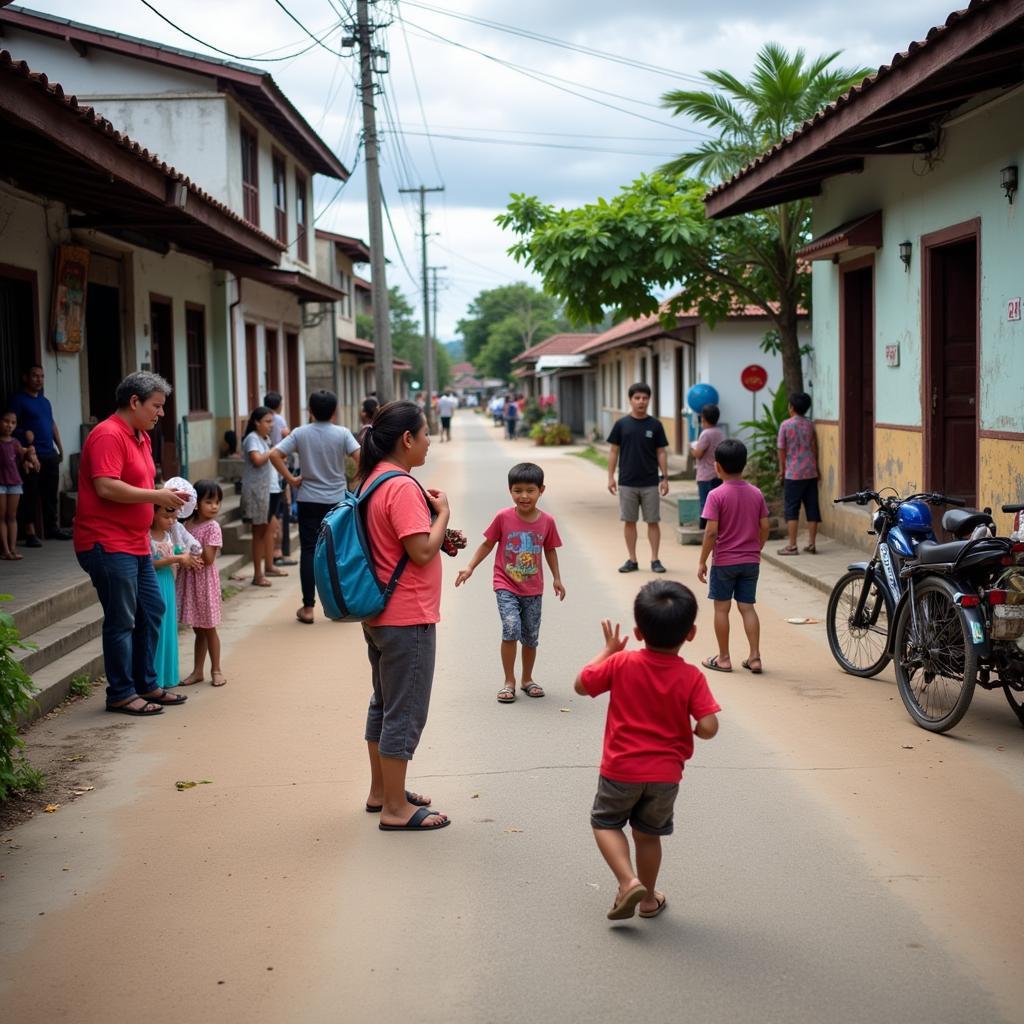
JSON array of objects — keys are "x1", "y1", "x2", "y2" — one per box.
[{"x1": 51, "y1": 244, "x2": 90, "y2": 353}]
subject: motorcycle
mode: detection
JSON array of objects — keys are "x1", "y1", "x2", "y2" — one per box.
[
  {"x1": 825, "y1": 490, "x2": 971, "y2": 679},
  {"x1": 891, "y1": 502, "x2": 1024, "y2": 732}
]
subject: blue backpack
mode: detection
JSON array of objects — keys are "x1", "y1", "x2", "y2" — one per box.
[{"x1": 313, "y1": 471, "x2": 423, "y2": 622}]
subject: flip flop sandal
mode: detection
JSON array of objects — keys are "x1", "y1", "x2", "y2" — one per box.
[
  {"x1": 742, "y1": 659, "x2": 764, "y2": 675},
  {"x1": 211, "y1": 673, "x2": 228, "y2": 687},
  {"x1": 607, "y1": 883, "x2": 648, "y2": 920},
  {"x1": 378, "y1": 806, "x2": 450, "y2": 831},
  {"x1": 521, "y1": 682, "x2": 545, "y2": 698},
  {"x1": 702, "y1": 655, "x2": 733, "y2": 673},
  {"x1": 145, "y1": 690, "x2": 188, "y2": 706},
  {"x1": 776, "y1": 546, "x2": 800, "y2": 556},
  {"x1": 106, "y1": 701, "x2": 163, "y2": 716},
  {"x1": 803, "y1": 545, "x2": 817, "y2": 554},
  {"x1": 296, "y1": 610, "x2": 314, "y2": 625},
  {"x1": 365, "y1": 790, "x2": 432, "y2": 813},
  {"x1": 178, "y1": 675, "x2": 204, "y2": 686},
  {"x1": 251, "y1": 578, "x2": 272, "y2": 587},
  {"x1": 639, "y1": 895, "x2": 668, "y2": 919},
  {"x1": 496, "y1": 686, "x2": 517, "y2": 703}
]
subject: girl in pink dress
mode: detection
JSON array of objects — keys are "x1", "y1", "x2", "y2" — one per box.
[{"x1": 177, "y1": 479, "x2": 227, "y2": 687}]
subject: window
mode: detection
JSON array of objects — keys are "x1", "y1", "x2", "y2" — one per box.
[
  {"x1": 185, "y1": 305, "x2": 208, "y2": 411},
  {"x1": 295, "y1": 171, "x2": 308, "y2": 263},
  {"x1": 272, "y1": 151, "x2": 287, "y2": 244},
  {"x1": 241, "y1": 123, "x2": 259, "y2": 226}
]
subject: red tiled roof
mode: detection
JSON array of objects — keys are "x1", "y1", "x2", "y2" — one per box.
[
  {"x1": 0, "y1": 49, "x2": 283, "y2": 262},
  {"x1": 705, "y1": 1, "x2": 1022, "y2": 217},
  {"x1": 513, "y1": 332, "x2": 600, "y2": 364}
]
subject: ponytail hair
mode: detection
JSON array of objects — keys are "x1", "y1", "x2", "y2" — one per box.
[
  {"x1": 358, "y1": 400, "x2": 425, "y2": 482},
  {"x1": 243, "y1": 405, "x2": 272, "y2": 438}
]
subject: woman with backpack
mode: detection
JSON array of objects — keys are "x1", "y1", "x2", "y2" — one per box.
[{"x1": 359, "y1": 400, "x2": 451, "y2": 831}]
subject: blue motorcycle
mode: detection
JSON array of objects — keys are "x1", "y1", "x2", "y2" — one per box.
[{"x1": 825, "y1": 489, "x2": 974, "y2": 678}]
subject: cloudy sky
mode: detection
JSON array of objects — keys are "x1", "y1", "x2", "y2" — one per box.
[{"x1": 23, "y1": 0, "x2": 959, "y2": 339}]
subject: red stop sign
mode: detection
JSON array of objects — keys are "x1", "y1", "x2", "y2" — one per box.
[{"x1": 741, "y1": 365, "x2": 768, "y2": 392}]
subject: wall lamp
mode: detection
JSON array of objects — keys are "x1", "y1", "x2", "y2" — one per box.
[
  {"x1": 1001, "y1": 164, "x2": 1018, "y2": 204},
  {"x1": 898, "y1": 240, "x2": 912, "y2": 271}
]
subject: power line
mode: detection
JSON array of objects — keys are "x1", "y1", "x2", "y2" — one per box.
[
  {"x1": 399, "y1": 0, "x2": 711, "y2": 86},
  {"x1": 379, "y1": 187, "x2": 420, "y2": 289},
  {"x1": 137, "y1": 0, "x2": 341, "y2": 62},
  {"x1": 396, "y1": 15, "x2": 704, "y2": 136},
  {"x1": 271, "y1": 0, "x2": 350, "y2": 58},
  {"x1": 395, "y1": 3, "x2": 445, "y2": 186},
  {"x1": 391, "y1": 129, "x2": 678, "y2": 158},
  {"x1": 422, "y1": 124, "x2": 705, "y2": 142}
]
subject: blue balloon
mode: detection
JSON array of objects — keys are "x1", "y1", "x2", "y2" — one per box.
[{"x1": 686, "y1": 383, "x2": 719, "y2": 415}]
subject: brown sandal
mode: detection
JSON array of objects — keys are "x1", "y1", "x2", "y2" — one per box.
[{"x1": 776, "y1": 546, "x2": 800, "y2": 556}]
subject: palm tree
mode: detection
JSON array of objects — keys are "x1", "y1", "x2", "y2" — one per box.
[{"x1": 660, "y1": 44, "x2": 872, "y2": 393}]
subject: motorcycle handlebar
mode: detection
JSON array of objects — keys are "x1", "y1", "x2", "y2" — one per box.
[
  {"x1": 1003, "y1": 503, "x2": 1024, "y2": 513},
  {"x1": 833, "y1": 491, "x2": 876, "y2": 505}
]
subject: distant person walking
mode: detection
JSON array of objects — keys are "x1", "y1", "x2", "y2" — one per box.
[
  {"x1": 503, "y1": 395, "x2": 520, "y2": 440},
  {"x1": 269, "y1": 389, "x2": 359, "y2": 625},
  {"x1": 607, "y1": 383, "x2": 670, "y2": 574},
  {"x1": 438, "y1": 392, "x2": 457, "y2": 442},
  {"x1": 73, "y1": 372, "x2": 190, "y2": 716}
]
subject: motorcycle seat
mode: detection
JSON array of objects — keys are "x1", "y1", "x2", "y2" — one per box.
[
  {"x1": 941, "y1": 508, "x2": 994, "y2": 536},
  {"x1": 915, "y1": 540, "x2": 970, "y2": 564}
]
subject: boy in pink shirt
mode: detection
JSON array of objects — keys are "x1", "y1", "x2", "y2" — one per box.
[
  {"x1": 456, "y1": 462, "x2": 565, "y2": 702},
  {"x1": 697, "y1": 439, "x2": 770, "y2": 675}
]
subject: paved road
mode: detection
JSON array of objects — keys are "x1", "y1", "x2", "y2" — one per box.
[{"x1": 2, "y1": 410, "x2": 1022, "y2": 1023}]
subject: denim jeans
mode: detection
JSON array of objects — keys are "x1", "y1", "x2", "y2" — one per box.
[
  {"x1": 76, "y1": 543, "x2": 165, "y2": 705},
  {"x1": 297, "y1": 501, "x2": 335, "y2": 608}
]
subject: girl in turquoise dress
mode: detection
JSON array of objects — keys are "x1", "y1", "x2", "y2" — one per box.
[{"x1": 149, "y1": 505, "x2": 201, "y2": 689}]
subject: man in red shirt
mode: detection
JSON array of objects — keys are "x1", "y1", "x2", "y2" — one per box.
[
  {"x1": 74, "y1": 372, "x2": 191, "y2": 716},
  {"x1": 576, "y1": 580, "x2": 720, "y2": 921}
]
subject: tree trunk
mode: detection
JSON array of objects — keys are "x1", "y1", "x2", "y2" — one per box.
[{"x1": 778, "y1": 307, "x2": 804, "y2": 396}]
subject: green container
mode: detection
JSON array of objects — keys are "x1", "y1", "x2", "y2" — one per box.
[{"x1": 678, "y1": 497, "x2": 702, "y2": 525}]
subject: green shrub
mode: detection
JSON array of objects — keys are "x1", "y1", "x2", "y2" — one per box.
[
  {"x1": 0, "y1": 596, "x2": 40, "y2": 801},
  {"x1": 69, "y1": 673, "x2": 93, "y2": 698},
  {"x1": 530, "y1": 421, "x2": 573, "y2": 446}
]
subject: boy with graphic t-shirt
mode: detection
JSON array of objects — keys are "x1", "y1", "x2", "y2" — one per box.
[
  {"x1": 456, "y1": 462, "x2": 565, "y2": 703},
  {"x1": 576, "y1": 580, "x2": 720, "y2": 921}
]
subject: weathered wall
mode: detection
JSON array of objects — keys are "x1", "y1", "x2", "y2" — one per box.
[{"x1": 980, "y1": 436, "x2": 1024, "y2": 536}]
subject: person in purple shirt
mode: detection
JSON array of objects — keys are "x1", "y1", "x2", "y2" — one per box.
[
  {"x1": 6, "y1": 364, "x2": 71, "y2": 546},
  {"x1": 776, "y1": 392, "x2": 820, "y2": 555},
  {"x1": 696, "y1": 439, "x2": 770, "y2": 675}
]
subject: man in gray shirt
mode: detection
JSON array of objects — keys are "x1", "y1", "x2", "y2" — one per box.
[{"x1": 270, "y1": 389, "x2": 359, "y2": 624}]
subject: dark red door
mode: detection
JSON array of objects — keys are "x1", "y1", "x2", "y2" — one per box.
[
  {"x1": 929, "y1": 240, "x2": 977, "y2": 504},
  {"x1": 149, "y1": 298, "x2": 178, "y2": 478},
  {"x1": 244, "y1": 322, "x2": 259, "y2": 416},
  {"x1": 842, "y1": 265, "x2": 874, "y2": 492}
]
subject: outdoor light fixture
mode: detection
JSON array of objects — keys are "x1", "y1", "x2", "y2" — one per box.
[
  {"x1": 1001, "y1": 165, "x2": 1018, "y2": 203},
  {"x1": 899, "y1": 240, "x2": 913, "y2": 270}
]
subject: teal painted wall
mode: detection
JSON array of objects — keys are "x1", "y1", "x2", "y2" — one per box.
[{"x1": 810, "y1": 87, "x2": 1024, "y2": 433}]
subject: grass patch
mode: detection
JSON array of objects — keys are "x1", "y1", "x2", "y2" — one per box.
[
  {"x1": 571, "y1": 445, "x2": 608, "y2": 470},
  {"x1": 68, "y1": 673, "x2": 93, "y2": 698},
  {"x1": 220, "y1": 585, "x2": 241, "y2": 602}
]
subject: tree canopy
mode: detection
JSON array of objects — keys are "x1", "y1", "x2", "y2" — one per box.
[{"x1": 498, "y1": 44, "x2": 871, "y2": 395}]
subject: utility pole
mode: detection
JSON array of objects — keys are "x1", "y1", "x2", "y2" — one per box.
[
  {"x1": 399, "y1": 184, "x2": 444, "y2": 430},
  {"x1": 429, "y1": 265, "x2": 446, "y2": 388},
  {"x1": 355, "y1": 0, "x2": 393, "y2": 403}
]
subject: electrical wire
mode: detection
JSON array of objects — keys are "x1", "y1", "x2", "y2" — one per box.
[
  {"x1": 395, "y1": 3, "x2": 445, "y2": 186},
  {"x1": 396, "y1": 15, "x2": 706, "y2": 136},
  {"x1": 271, "y1": 0, "x2": 350, "y2": 58},
  {"x1": 137, "y1": 0, "x2": 342, "y2": 62},
  {"x1": 379, "y1": 187, "x2": 420, "y2": 289},
  {"x1": 391, "y1": 129, "x2": 677, "y2": 158},
  {"x1": 399, "y1": 0, "x2": 711, "y2": 86}
]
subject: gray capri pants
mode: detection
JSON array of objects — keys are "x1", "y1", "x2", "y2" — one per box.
[
  {"x1": 363, "y1": 623, "x2": 436, "y2": 761},
  {"x1": 618, "y1": 484, "x2": 661, "y2": 523}
]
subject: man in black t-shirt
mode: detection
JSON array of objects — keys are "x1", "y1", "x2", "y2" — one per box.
[{"x1": 606, "y1": 382, "x2": 670, "y2": 573}]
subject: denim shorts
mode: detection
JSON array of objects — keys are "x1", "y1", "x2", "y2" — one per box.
[
  {"x1": 496, "y1": 589, "x2": 542, "y2": 647},
  {"x1": 0, "y1": 483, "x2": 23, "y2": 495},
  {"x1": 590, "y1": 775, "x2": 680, "y2": 835},
  {"x1": 709, "y1": 562, "x2": 760, "y2": 603},
  {"x1": 363, "y1": 623, "x2": 436, "y2": 761},
  {"x1": 618, "y1": 485, "x2": 661, "y2": 523}
]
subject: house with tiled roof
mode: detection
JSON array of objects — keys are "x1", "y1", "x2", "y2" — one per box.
[
  {"x1": 0, "y1": 5, "x2": 349, "y2": 474},
  {"x1": 706, "y1": 0, "x2": 1024, "y2": 545}
]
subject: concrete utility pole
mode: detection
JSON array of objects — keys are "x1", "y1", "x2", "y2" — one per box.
[
  {"x1": 399, "y1": 184, "x2": 444, "y2": 430},
  {"x1": 356, "y1": 0, "x2": 393, "y2": 403},
  {"x1": 429, "y1": 265, "x2": 446, "y2": 388}
]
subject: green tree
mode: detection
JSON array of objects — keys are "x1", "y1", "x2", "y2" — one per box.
[
  {"x1": 498, "y1": 44, "x2": 870, "y2": 394},
  {"x1": 358, "y1": 286, "x2": 450, "y2": 390},
  {"x1": 456, "y1": 283, "x2": 565, "y2": 369}
]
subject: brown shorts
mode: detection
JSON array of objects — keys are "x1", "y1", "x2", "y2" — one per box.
[{"x1": 590, "y1": 774, "x2": 679, "y2": 835}]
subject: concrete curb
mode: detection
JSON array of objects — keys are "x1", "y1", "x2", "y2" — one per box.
[{"x1": 760, "y1": 549, "x2": 834, "y2": 596}]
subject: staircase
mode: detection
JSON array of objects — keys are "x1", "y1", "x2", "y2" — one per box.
[{"x1": 10, "y1": 488, "x2": 296, "y2": 724}]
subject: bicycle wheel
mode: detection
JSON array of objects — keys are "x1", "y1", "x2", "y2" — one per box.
[
  {"x1": 893, "y1": 578, "x2": 977, "y2": 732},
  {"x1": 1004, "y1": 682, "x2": 1024, "y2": 728},
  {"x1": 826, "y1": 569, "x2": 892, "y2": 677}
]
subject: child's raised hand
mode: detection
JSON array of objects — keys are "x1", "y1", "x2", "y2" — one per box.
[
  {"x1": 601, "y1": 619, "x2": 628, "y2": 655},
  {"x1": 553, "y1": 578, "x2": 566, "y2": 601},
  {"x1": 454, "y1": 566, "x2": 473, "y2": 587}
]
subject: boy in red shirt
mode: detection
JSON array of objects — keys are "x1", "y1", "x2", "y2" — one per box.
[
  {"x1": 455, "y1": 462, "x2": 565, "y2": 703},
  {"x1": 576, "y1": 580, "x2": 720, "y2": 920}
]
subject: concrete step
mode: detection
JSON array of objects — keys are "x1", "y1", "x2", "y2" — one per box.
[
  {"x1": 14, "y1": 601, "x2": 104, "y2": 676},
  {"x1": 20, "y1": 636, "x2": 106, "y2": 723},
  {"x1": 11, "y1": 576, "x2": 97, "y2": 641},
  {"x1": 222, "y1": 520, "x2": 299, "y2": 556}
]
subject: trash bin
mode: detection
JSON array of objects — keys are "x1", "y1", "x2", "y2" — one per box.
[{"x1": 678, "y1": 497, "x2": 702, "y2": 525}]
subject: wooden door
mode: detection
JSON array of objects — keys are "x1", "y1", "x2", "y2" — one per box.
[
  {"x1": 841, "y1": 264, "x2": 874, "y2": 492},
  {"x1": 244, "y1": 322, "x2": 259, "y2": 415},
  {"x1": 265, "y1": 328, "x2": 280, "y2": 395},
  {"x1": 927, "y1": 238, "x2": 977, "y2": 504},
  {"x1": 149, "y1": 298, "x2": 178, "y2": 478},
  {"x1": 285, "y1": 331, "x2": 300, "y2": 427}
]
